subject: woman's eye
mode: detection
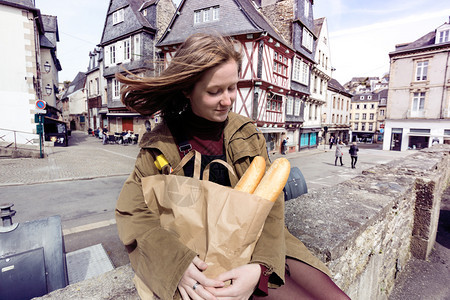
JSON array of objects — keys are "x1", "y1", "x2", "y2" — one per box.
[
  {"x1": 208, "y1": 90, "x2": 220, "y2": 95},
  {"x1": 228, "y1": 85, "x2": 237, "y2": 92}
]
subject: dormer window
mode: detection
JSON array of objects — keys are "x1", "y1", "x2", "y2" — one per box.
[
  {"x1": 113, "y1": 8, "x2": 124, "y2": 25},
  {"x1": 438, "y1": 29, "x2": 449, "y2": 43},
  {"x1": 194, "y1": 6, "x2": 219, "y2": 24}
]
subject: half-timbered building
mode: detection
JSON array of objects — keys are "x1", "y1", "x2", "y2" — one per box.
[
  {"x1": 157, "y1": 0, "x2": 318, "y2": 153},
  {"x1": 99, "y1": 0, "x2": 175, "y2": 137}
]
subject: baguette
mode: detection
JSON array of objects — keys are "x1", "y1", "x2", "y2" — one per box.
[
  {"x1": 234, "y1": 156, "x2": 266, "y2": 194},
  {"x1": 253, "y1": 157, "x2": 290, "y2": 202}
]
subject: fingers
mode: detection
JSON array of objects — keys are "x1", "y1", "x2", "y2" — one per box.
[{"x1": 192, "y1": 256, "x2": 208, "y2": 271}]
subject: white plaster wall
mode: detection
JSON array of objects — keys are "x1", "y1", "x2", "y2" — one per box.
[
  {"x1": 68, "y1": 90, "x2": 87, "y2": 115},
  {"x1": 383, "y1": 119, "x2": 450, "y2": 151},
  {"x1": 0, "y1": 5, "x2": 37, "y2": 142}
]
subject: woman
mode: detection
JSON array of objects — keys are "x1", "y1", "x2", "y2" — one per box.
[
  {"x1": 349, "y1": 141, "x2": 359, "y2": 169},
  {"x1": 116, "y1": 33, "x2": 349, "y2": 300},
  {"x1": 335, "y1": 141, "x2": 344, "y2": 166}
]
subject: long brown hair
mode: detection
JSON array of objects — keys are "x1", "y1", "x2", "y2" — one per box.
[{"x1": 116, "y1": 33, "x2": 242, "y2": 121}]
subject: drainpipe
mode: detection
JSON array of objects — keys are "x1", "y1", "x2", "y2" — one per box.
[{"x1": 440, "y1": 51, "x2": 450, "y2": 119}]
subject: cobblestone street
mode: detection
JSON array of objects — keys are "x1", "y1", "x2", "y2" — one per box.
[{"x1": 0, "y1": 131, "x2": 140, "y2": 186}]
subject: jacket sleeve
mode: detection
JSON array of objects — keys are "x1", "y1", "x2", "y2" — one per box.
[{"x1": 115, "y1": 149, "x2": 197, "y2": 300}]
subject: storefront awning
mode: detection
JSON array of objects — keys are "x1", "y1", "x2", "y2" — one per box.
[
  {"x1": 258, "y1": 127, "x2": 286, "y2": 133},
  {"x1": 106, "y1": 113, "x2": 141, "y2": 117}
]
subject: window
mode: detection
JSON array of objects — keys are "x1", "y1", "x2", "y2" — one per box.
[
  {"x1": 354, "y1": 123, "x2": 358, "y2": 130},
  {"x1": 361, "y1": 123, "x2": 366, "y2": 131},
  {"x1": 360, "y1": 96, "x2": 364, "y2": 100},
  {"x1": 371, "y1": 104, "x2": 375, "y2": 109},
  {"x1": 112, "y1": 78, "x2": 120, "y2": 99},
  {"x1": 369, "y1": 123, "x2": 373, "y2": 131},
  {"x1": 302, "y1": 27, "x2": 313, "y2": 52},
  {"x1": 123, "y1": 39, "x2": 131, "y2": 61},
  {"x1": 363, "y1": 104, "x2": 367, "y2": 109},
  {"x1": 194, "y1": 6, "x2": 219, "y2": 24},
  {"x1": 267, "y1": 93, "x2": 282, "y2": 112},
  {"x1": 203, "y1": 8, "x2": 210, "y2": 22},
  {"x1": 292, "y1": 57, "x2": 308, "y2": 85},
  {"x1": 212, "y1": 6, "x2": 219, "y2": 20},
  {"x1": 369, "y1": 113, "x2": 374, "y2": 120},
  {"x1": 320, "y1": 79, "x2": 323, "y2": 94},
  {"x1": 380, "y1": 109, "x2": 385, "y2": 116},
  {"x1": 134, "y1": 35, "x2": 140, "y2": 57},
  {"x1": 304, "y1": 0, "x2": 309, "y2": 17},
  {"x1": 438, "y1": 30, "x2": 449, "y2": 43},
  {"x1": 294, "y1": 99, "x2": 301, "y2": 116},
  {"x1": 349, "y1": 113, "x2": 352, "y2": 120},
  {"x1": 412, "y1": 92, "x2": 425, "y2": 112},
  {"x1": 362, "y1": 113, "x2": 367, "y2": 120},
  {"x1": 194, "y1": 10, "x2": 201, "y2": 23},
  {"x1": 286, "y1": 97, "x2": 294, "y2": 115},
  {"x1": 367, "y1": 95, "x2": 372, "y2": 100},
  {"x1": 109, "y1": 45, "x2": 116, "y2": 65},
  {"x1": 356, "y1": 104, "x2": 360, "y2": 109},
  {"x1": 332, "y1": 114, "x2": 335, "y2": 123},
  {"x1": 355, "y1": 113, "x2": 360, "y2": 120},
  {"x1": 415, "y1": 61, "x2": 428, "y2": 81},
  {"x1": 113, "y1": 8, "x2": 124, "y2": 25}
]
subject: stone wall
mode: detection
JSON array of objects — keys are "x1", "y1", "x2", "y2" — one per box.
[
  {"x1": 285, "y1": 144, "x2": 450, "y2": 299},
  {"x1": 35, "y1": 145, "x2": 450, "y2": 299}
]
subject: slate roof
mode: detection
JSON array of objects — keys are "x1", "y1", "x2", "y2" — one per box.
[
  {"x1": 157, "y1": 0, "x2": 288, "y2": 47},
  {"x1": 0, "y1": 0, "x2": 35, "y2": 9},
  {"x1": 61, "y1": 72, "x2": 86, "y2": 99},
  {"x1": 328, "y1": 78, "x2": 351, "y2": 97},
  {"x1": 100, "y1": 0, "x2": 156, "y2": 45},
  {"x1": 40, "y1": 15, "x2": 59, "y2": 48},
  {"x1": 313, "y1": 17, "x2": 324, "y2": 38}
]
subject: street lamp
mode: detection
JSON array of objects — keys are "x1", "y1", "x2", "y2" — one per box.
[
  {"x1": 44, "y1": 61, "x2": 51, "y2": 73},
  {"x1": 45, "y1": 84, "x2": 52, "y2": 96}
]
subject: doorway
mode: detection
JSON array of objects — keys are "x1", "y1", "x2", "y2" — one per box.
[
  {"x1": 122, "y1": 118, "x2": 133, "y2": 132},
  {"x1": 390, "y1": 128, "x2": 403, "y2": 151}
]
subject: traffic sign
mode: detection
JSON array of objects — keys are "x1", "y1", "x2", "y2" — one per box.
[{"x1": 35, "y1": 100, "x2": 46, "y2": 110}]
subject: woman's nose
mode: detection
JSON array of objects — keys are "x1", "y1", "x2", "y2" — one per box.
[{"x1": 221, "y1": 90, "x2": 233, "y2": 106}]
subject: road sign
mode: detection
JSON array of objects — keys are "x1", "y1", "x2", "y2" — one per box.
[{"x1": 35, "y1": 100, "x2": 46, "y2": 110}]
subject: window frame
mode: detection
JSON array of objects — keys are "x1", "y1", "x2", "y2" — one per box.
[{"x1": 415, "y1": 60, "x2": 428, "y2": 81}]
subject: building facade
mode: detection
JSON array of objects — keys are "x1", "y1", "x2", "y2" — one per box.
[
  {"x1": 86, "y1": 47, "x2": 108, "y2": 131},
  {"x1": 383, "y1": 18, "x2": 450, "y2": 151},
  {"x1": 157, "y1": 0, "x2": 319, "y2": 153},
  {"x1": 349, "y1": 92, "x2": 379, "y2": 143},
  {"x1": 99, "y1": 0, "x2": 176, "y2": 138},
  {"x1": 0, "y1": 1, "x2": 61, "y2": 145},
  {"x1": 324, "y1": 78, "x2": 351, "y2": 143}
]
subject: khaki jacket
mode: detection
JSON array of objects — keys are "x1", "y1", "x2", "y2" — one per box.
[{"x1": 115, "y1": 112, "x2": 329, "y2": 300}]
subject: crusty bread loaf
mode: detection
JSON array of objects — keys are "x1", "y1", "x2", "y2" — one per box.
[
  {"x1": 234, "y1": 156, "x2": 266, "y2": 194},
  {"x1": 253, "y1": 158, "x2": 290, "y2": 202}
]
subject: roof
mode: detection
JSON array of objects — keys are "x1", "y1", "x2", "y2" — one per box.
[
  {"x1": 157, "y1": 0, "x2": 288, "y2": 47},
  {"x1": 40, "y1": 15, "x2": 59, "y2": 48},
  {"x1": 61, "y1": 72, "x2": 86, "y2": 99},
  {"x1": 328, "y1": 78, "x2": 352, "y2": 97},
  {"x1": 100, "y1": 0, "x2": 156, "y2": 45},
  {"x1": 0, "y1": 0, "x2": 35, "y2": 9},
  {"x1": 313, "y1": 17, "x2": 324, "y2": 37},
  {"x1": 390, "y1": 20, "x2": 450, "y2": 56}
]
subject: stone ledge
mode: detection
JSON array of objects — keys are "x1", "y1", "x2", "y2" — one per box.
[{"x1": 34, "y1": 145, "x2": 450, "y2": 300}]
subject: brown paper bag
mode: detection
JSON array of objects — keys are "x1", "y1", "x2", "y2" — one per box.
[{"x1": 141, "y1": 150, "x2": 274, "y2": 279}]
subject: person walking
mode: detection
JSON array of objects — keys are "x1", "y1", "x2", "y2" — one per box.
[
  {"x1": 329, "y1": 136, "x2": 334, "y2": 149},
  {"x1": 335, "y1": 141, "x2": 344, "y2": 166},
  {"x1": 349, "y1": 141, "x2": 359, "y2": 169},
  {"x1": 102, "y1": 126, "x2": 108, "y2": 145},
  {"x1": 281, "y1": 137, "x2": 288, "y2": 155}
]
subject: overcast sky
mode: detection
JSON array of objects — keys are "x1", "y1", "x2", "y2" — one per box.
[{"x1": 36, "y1": 0, "x2": 450, "y2": 85}]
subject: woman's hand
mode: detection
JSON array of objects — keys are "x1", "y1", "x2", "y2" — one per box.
[
  {"x1": 213, "y1": 264, "x2": 261, "y2": 300},
  {"x1": 178, "y1": 256, "x2": 225, "y2": 300}
]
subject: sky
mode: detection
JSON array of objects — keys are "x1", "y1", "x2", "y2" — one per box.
[{"x1": 35, "y1": 0, "x2": 450, "y2": 85}]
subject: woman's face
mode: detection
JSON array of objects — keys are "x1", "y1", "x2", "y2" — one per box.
[{"x1": 186, "y1": 59, "x2": 239, "y2": 122}]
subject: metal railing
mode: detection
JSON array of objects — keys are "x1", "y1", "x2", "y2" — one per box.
[{"x1": 0, "y1": 128, "x2": 40, "y2": 151}]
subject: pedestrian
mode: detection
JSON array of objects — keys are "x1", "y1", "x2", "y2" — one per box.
[
  {"x1": 335, "y1": 141, "x2": 344, "y2": 166},
  {"x1": 281, "y1": 136, "x2": 288, "y2": 155},
  {"x1": 144, "y1": 120, "x2": 152, "y2": 132},
  {"x1": 102, "y1": 126, "x2": 108, "y2": 144},
  {"x1": 329, "y1": 135, "x2": 334, "y2": 149},
  {"x1": 115, "y1": 33, "x2": 349, "y2": 300},
  {"x1": 349, "y1": 141, "x2": 359, "y2": 169}
]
